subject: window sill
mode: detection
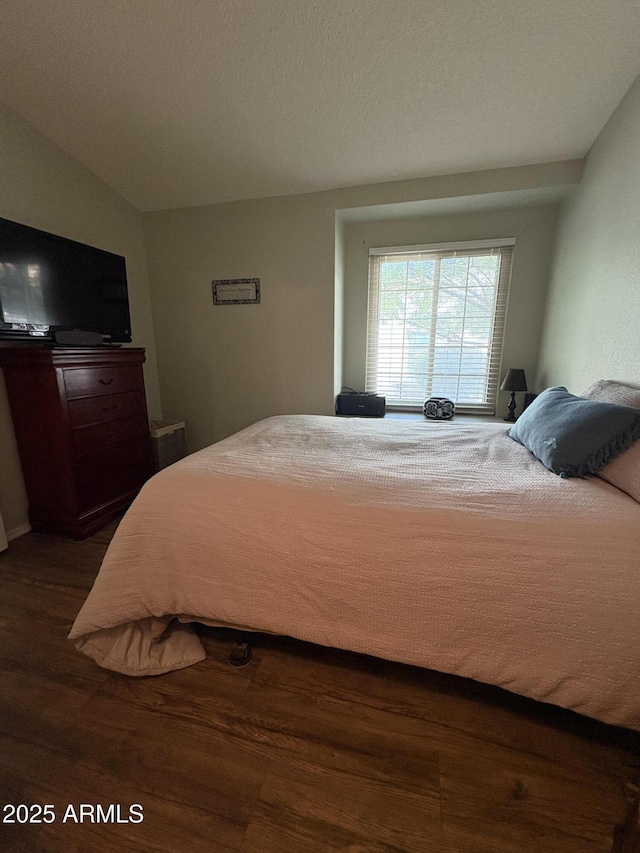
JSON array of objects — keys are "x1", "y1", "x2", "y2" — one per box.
[{"x1": 385, "y1": 411, "x2": 504, "y2": 423}]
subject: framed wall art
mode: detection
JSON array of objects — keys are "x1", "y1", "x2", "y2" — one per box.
[{"x1": 212, "y1": 278, "x2": 260, "y2": 305}]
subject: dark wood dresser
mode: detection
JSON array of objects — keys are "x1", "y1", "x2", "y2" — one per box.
[{"x1": 0, "y1": 346, "x2": 154, "y2": 539}]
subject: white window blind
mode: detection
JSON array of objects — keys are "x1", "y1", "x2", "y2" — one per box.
[{"x1": 366, "y1": 240, "x2": 514, "y2": 414}]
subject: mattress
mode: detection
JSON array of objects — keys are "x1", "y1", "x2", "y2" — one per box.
[{"x1": 69, "y1": 415, "x2": 640, "y2": 730}]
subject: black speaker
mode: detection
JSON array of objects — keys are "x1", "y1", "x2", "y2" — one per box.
[
  {"x1": 54, "y1": 329, "x2": 104, "y2": 346},
  {"x1": 336, "y1": 392, "x2": 386, "y2": 417}
]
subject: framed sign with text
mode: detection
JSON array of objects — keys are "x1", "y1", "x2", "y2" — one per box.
[{"x1": 212, "y1": 278, "x2": 260, "y2": 305}]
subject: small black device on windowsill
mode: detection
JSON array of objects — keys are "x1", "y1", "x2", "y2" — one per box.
[{"x1": 336, "y1": 389, "x2": 386, "y2": 417}]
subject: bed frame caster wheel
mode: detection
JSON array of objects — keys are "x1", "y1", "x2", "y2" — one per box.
[{"x1": 229, "y1": 641, "x2": 252, "y2": 667}]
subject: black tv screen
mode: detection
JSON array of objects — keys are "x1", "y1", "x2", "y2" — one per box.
[{"x1": 0, "y1": 217, "x2": 131, "y2": 342}]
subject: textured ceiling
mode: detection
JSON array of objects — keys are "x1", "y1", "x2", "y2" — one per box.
[{"x1": 1, "y1": 0, "x2": 639, "y2": 211}]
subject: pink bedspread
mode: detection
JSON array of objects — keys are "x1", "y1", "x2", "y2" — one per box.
[{"x1": 70, "y1": 415, "x2": 640, "y2": 730}]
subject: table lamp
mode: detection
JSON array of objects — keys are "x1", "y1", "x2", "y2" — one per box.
[{"x1": 500, "y1": 368, "x2": 527, "y2": 422}]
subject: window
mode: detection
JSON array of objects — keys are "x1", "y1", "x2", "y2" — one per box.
[{"x1": 365, "y1": 239, "x2": 514, "y2": 414}]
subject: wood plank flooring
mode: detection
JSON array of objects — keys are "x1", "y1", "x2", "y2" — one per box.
[{"x1": 0, "y1": 520, "x2": 638, "y2": 852}]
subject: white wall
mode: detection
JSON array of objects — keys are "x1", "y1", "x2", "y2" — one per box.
[
  {"x1": 343, "y1": 204, "x2": 559, "y2": 412},
  {"x1": 538, "y1": 74, "x2": 640, "y2": 392},
  {"x1": 0, "y1": 103, "x2": 161, "y2": 538},
  {"x1": 144, "y1": 162, "x2": 578, "y2": 451}
]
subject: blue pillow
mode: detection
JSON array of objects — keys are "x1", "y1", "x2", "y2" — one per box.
[{"x1": 507, "y1": 386, "x2": 640, "y2": 478}]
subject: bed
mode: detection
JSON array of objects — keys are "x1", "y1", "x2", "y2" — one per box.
[{"x1": 69, "y1": 399, "x2": 640, "y2": 732}]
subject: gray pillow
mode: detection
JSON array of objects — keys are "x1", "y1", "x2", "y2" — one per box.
[{"x1": 507, "y1": 386, "x2": 640, "y2": 478}]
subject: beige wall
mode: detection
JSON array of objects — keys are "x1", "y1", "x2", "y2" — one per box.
[
  {"x1": 538, "y1": 74, "x2": 640, "y2": 392},
  {"x1": 343, "y1": 205, "x2": 559, "y2": 413},
  {"x1": 333, "y1": 214, "x2": 345, "y2": 398},
  {"x1": 144, "y1": 195, "x2": 337, "y2": 452},
  {"x1": 0, "y1": 103, "x2": 161, "y2": 538},
  {"x1": 145, "y1": 162, "x2": 577, "y2": 451}
]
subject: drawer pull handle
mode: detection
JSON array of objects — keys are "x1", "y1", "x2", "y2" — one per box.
[{"x1": 99, "y1": 378, "x2": 115, "y2": 385}]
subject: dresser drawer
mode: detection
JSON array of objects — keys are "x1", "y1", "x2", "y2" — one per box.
[
  {"x1": 0, "y1": 345, "x2": 150, "y2": 538},
  {"x1": 75, "y1": 438, "x2": 153, "y2": 511},
  {"x1": 68, "y1": 390, "x2": 146, "y2": 427},
  {"x1": 63, "y1": 365, "x2": 142, "y2": 399},
  {"x1": 72, "y1": 413, "x2": 150, "y2": 457}
]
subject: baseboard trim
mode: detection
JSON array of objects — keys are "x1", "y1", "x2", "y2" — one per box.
[{"x1": 7, "y1": 522, "x2": 32, "y2": 541}]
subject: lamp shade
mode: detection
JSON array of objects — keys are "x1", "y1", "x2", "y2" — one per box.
[{"x1": 500, "y1": 368, "x2": 527, "y2": 392}]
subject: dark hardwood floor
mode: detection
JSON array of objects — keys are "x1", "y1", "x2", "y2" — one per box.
[{"x1": 0, "y1": 520, "x2": 638, "y2": 852}]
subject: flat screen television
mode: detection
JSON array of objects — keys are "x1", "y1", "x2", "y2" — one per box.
[{"x1": 0, "y1": 216, "x2": 131, "y2": 343}]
